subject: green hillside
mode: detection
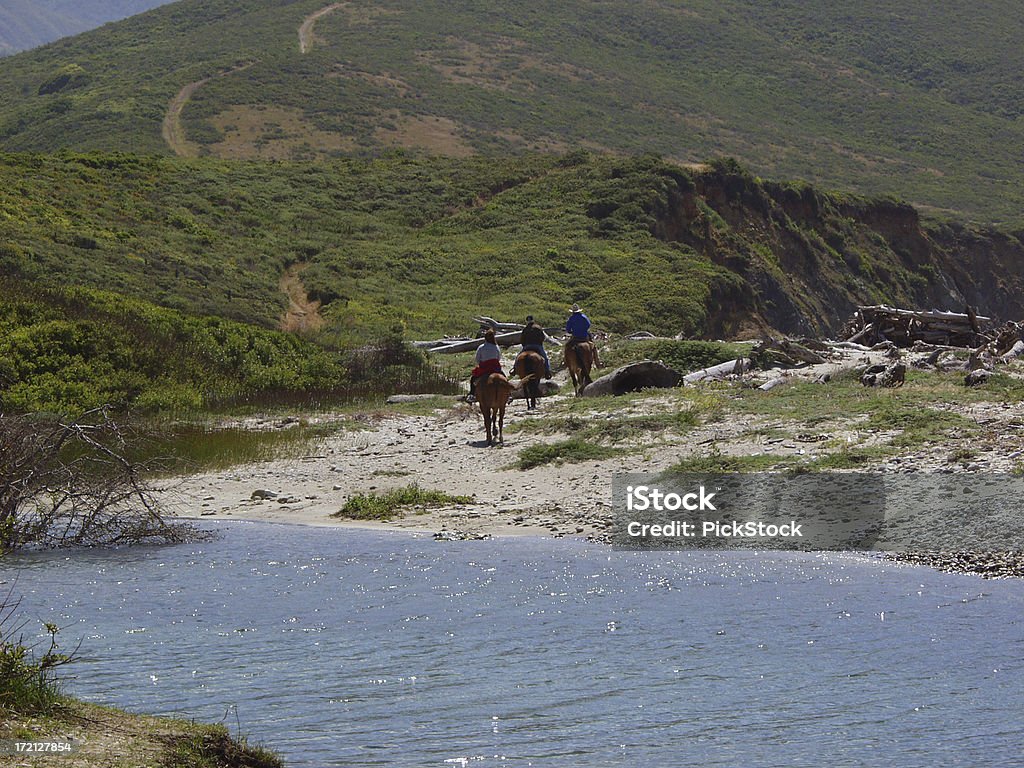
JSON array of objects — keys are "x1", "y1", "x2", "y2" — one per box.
[
  {"x1": 0, "y1": 151, "x2": 742, "y2": 343},
  {"x1": 5, "y1": 148, "x2": 1024, "y2": 341},
  {"x1": 4, "y1": 147, "x2": 1024, "y2": 412},
  {"x1": 1, "y1": 0, "x2": 1023, "y2": 221}
]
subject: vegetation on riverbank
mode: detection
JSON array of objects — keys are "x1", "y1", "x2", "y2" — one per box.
[
  {"x1": 1, "y1": 700, "x2": 284, "y2": 768},
  {"x1": 333, "y1": 484, "x2": 474, "y2": 520},
  {"x1": 0, "y1": 599, "x2": 282, "y2": 767},
  {"x1": 506, "y1": 353, "x2": 1024, "y2": 474}
]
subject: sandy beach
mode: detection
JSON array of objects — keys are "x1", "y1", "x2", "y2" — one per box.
[{"x1": 165, "y1": 345, "x2": 1024, "y2": 557}]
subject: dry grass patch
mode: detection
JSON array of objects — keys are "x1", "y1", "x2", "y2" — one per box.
[
  {"x1": 374, "y1": 115, "x2": 475, "y2": 156},
  {"x1": 209, "y1": 105, "x2": 356, "y2": 159}
]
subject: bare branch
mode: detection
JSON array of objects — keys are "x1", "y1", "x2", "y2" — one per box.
[{"x1": 0, "y1": 410, "x2": 198, "y2": 550}]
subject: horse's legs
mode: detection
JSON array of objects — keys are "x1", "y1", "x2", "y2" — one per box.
[{"x1": 581, "y1": 345, "x2": 594, "y2": 388}]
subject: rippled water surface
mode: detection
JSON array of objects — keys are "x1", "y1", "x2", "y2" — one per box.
[{"x1": 4, "y1": 522, "x2": 1023, "y2": 767}]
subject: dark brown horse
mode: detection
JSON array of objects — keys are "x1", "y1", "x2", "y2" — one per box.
[
  {"x1": 477, "y1": 373, "x2": 534, "y2": 445},
  {"x1": 564, "y1": 340, "x2": 596, "y2": 396},
  {"x1": 513, "y1": 350, "x2": 545, "y2": 409}
]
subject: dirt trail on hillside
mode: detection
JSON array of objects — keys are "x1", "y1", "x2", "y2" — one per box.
[
  {"x1": 279, "y1": 263, "x2": 325, "y2": 333},
  {"x1": 162, "y1": 62, "x2": 256, "y2": 157},
  {"x1": 299, "y1": 3, "x2": 346, "y2": 53}
]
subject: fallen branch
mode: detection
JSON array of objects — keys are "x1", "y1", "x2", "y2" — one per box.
[{"x1": 0, "y1": 408, "x2": 196, "y2": 550}]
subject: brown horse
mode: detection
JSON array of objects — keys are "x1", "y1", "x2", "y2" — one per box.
[
  {"x1": 564, "y1": 340, "x2": 596, "y2": 396},
  {"x1": 513, "y1": 350, "x2": 545, "y2": 409},
  {"x1": 477, "y1": 373, "x2": 534, "y2": 445}
]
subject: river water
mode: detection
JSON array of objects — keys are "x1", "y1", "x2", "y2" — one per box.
[{"x1": 4, "y1": 521, "x2": 1023, "y2": 767}]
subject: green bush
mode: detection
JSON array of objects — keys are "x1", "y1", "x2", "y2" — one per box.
[
  {"x1": 333, "y1": 485, "x2": 474, "y2": 520},
  {"x1": 0, "y1": 279, "x2": 352, "y2": 414}
]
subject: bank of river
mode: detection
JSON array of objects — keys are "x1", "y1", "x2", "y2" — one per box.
[{"x1": 4, "y1": 521, "x2": 1023, "y2": 766}]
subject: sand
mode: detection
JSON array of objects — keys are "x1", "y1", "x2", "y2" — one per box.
[{"x1": 164, "y1": 345, "x2": 1024, "y2": 549}]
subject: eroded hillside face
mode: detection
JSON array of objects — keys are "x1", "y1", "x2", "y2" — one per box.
[{"x1": 646, "y1": 165, "x2": 1024, "y2": 337}]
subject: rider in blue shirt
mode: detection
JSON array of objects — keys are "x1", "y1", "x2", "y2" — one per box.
[
  {"x1": 565, "y1": 304, "x2": 591, "y2": 340},
  {"x1": 566, "y1": 304, "x2": 600, "y2": 368}
]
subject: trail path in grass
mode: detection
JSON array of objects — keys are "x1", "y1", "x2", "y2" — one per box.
[
  {"x1": 162, "y1": 62, "x2": 256, "y2": 157},
  {"x1": 299, "y1": 3, "x2": 345, "y2": 53},
  {"x1": 279, "y1": 263, "x2": 325, "y2": 333}
]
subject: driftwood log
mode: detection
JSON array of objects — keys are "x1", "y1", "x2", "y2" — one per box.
[
  {"x1": 473, "y1": 315, "x2": 524, "y2": 333},
  {"x1": 682, "y1": 358, "x2": 749, "y2": 385},
  {"x1": 426, "y1": 331, "x2": 524, "y2": 353},
  {"x1": 413, "y1": 337, "x2": 473, "y2": 349},
  {"x1": 752, "y1": 337, "x2": 827, "y2": 368}
]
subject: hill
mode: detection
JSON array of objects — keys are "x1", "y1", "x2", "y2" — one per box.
[
  {"x1": 0, "y1": 0, "x2": 171, "y2": 56},
  {"x1": 3, "y1": 149, "x2": 1024, "y2": 340},
  {"x1": 1, "y1": 0, "x2": 1023, "y2": 221}
]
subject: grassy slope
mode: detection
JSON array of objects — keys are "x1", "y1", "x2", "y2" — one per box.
[
  {"x1": 4, "y1": 150, "x2": 1024, "y2": 348},
  {"x1": 0, "y1": 151, "x2": 745, "y2": 346},
  {"x1": 0, "y1": 0, "x2": 1022, "y2": 221}
]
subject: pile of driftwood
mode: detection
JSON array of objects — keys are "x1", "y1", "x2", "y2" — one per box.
[{"x1": 841, "y1": 305, "x2": 991, "y2": 348}]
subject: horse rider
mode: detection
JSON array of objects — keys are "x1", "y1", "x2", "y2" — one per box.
[
  {"x1": 468, "y1": 328, "x2": 503, "y2": 402},
  {"x1": 520, "y1": 315, "x2": 552, "y2": 379},
  {"x1": 565, "y1": 304, "x2": 600, "y2": 368}
]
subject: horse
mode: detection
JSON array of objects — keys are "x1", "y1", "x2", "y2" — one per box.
[
  {"x1": 477, "y1": 372, "x2": 534, "y2": 445},
  {"x1": 564, "y1": 340, "x2": 596, "y2": 396},
  {"x1": 513, "y1": 350, "x2": 545, "y2": 409}
]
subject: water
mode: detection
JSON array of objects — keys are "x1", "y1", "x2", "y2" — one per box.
[{"x1": 4, "y1": 522, "x2": 1023, "y2": 767}]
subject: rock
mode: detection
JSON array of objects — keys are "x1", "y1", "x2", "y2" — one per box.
[
  {"x1": 861, "y1": 362, "x2": 906, "y2": 387},
  {"x1": 433, "y1": 529, "x2": 491, "y2": 541},
  {"x1": 581, "y1": 360, "x2": 683, "y2": 397},
  {"x1": 250, "y1": 489, "x2": 278, "y2": 500},
  {"x1": 276, "y1": 495, "x2": 301, "y2": 504},
  {"x1": 965, "y1": 368, "x2": 994, "y2": 386},
  {"x1": 999, "y1": 340, "x2": 1024, "y2": 362}
]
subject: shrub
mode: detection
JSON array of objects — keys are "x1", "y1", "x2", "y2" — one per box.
[
  {"x1": 0, "y1": 600, "x2": 70, "y2": 715},
  {"x1": 333, "y1": 485, "x2": 473, "y2": 520}
]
